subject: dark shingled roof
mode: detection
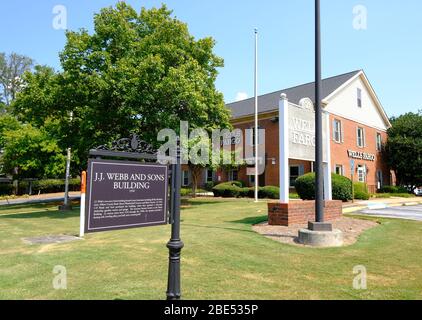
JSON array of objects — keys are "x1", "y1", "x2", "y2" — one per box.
[{"x1": 226, "y1": 70, "x2": 361, "y2": 119}]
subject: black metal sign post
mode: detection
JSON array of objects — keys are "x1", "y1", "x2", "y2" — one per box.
[
  {"x1": 166, "y1": 142, "x2": 184, "y2": 300},
  {"x1": 86, "y1": 134, "x2": 183, "y2": 300}
]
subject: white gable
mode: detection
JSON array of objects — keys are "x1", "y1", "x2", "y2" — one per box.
[{"x1": 323, "y1": 73, "x2": 390, "y2": 131}]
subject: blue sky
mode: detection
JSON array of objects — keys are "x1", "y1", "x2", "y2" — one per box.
[{"x1": 1, "y1": 0, "x2": 421, "y2": 117}]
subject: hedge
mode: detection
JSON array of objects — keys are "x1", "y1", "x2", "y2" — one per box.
[
  {"x1": 212, "y1": 182, "x2": 280, "y2": 199},
  {"x1": 378, "y1": 185, "x2": 409, "y2": 194},
  {"x1": 295, "y1": 173, "x2": 352, "y2": 202},
  {"x1": 1, "y1": 178, "x2": 81, "y2": 196}
]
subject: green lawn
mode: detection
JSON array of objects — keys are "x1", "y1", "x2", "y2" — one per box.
[{"x1": 0, "y1": 199, "x2": 421, "y2": 300}]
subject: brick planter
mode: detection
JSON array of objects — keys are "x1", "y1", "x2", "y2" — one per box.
[{"x1": 268, "y1": 200, "x2": 343, "y2": 226}]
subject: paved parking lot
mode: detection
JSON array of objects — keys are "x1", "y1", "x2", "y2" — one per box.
[{"x1": 360, "y1": 205, "x2": 422, "y2": 221}]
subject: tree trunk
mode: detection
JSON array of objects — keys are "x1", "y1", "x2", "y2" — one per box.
[{"x1": 190, "y1": 166, "x2": 202, "y2": 198}]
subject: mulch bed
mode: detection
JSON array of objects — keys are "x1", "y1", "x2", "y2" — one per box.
[{"x1": 253, "y1": 217, "x2": 379, "y2": 247}]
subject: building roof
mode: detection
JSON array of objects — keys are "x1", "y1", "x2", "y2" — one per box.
[{"x1": 226, "y1": 70, "x2": 362, "y2": 119}]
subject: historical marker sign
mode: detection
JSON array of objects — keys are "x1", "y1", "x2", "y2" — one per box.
[{"x1": 85, "y1": 159, "x2": 168, "y2": 233}]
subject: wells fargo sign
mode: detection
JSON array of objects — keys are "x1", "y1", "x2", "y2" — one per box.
[
  {"x1": 347, "y1": 150, "x2": 376, "y2": 161},
  {"x1": 288, "y1": 103, "x2": 328, "y2": 162}
]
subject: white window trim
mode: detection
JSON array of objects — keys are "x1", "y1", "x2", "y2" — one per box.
[
  {"x1": 333, "y1": 119, "x2": 343, "y2": 143},
  {"x1": 357, "y1": 127, "x2": 366, "y2": 148},
  {"x1": 376, "y1": 133, "x2": 382, "y2": 151}
]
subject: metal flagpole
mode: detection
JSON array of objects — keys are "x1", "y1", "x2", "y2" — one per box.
[
  {"x1": 315, "y1": 0, "x2": 324, "y2": 223},
  {"x1": 254, "y1": 28, "x2": 259, "y2": 202}
]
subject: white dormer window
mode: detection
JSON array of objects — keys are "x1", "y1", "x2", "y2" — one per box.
[{"x1": 357, "y1": 88, "x2": 362, "y2": 108}]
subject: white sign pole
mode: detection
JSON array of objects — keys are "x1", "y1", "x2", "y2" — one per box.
[
  {"x1": 323, "y1": 111, "x2": 333, "y2": 200},
  {"x1": 79, "y1": 171, "x2": 86, "y2": 238},
  {"x1": 279, "y1": 94, "x2": 289, "y2": 203}
]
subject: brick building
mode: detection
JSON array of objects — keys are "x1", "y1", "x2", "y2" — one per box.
[{"x1": 183, "y1": 70, "x2": 393, "y2": 194}]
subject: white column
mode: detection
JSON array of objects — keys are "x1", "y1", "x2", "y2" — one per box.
[
  {"x1": 279, "y1": 93, "x2": 289, "y2": 203},
  {"x1": 323, "y1": 111, "x2": 333, "y2": 201}
]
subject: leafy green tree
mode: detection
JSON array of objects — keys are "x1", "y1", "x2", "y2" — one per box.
[
  {"x1": 13, "y1": 3, "x2": 231, "y2": 171},
  {"x1": 384, "y1": 111, "x2": 422, "y2": 189},
  {"x1": 1, "y1": 124, "x2": 66, "y2": 179},
  {"x1": 0, "y1": 114, "x2": 21, "y2": 149}
]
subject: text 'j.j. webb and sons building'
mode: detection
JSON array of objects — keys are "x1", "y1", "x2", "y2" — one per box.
[{"x1": 183, "y1": 70, "x2": 394, "y2": 194}]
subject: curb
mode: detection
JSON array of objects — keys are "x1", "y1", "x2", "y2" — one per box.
[{"x1": 343, "y1": 200, "x2": 422, "y2": 214}]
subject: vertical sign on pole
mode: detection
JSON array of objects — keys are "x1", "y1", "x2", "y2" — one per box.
[{"x1": 79, "y1": 171, "x2": 86, "y2": 238}]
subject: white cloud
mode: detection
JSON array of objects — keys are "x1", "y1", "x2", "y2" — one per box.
[{"x1": 235, "y1": 92, "x2": 248, "y2": 102}]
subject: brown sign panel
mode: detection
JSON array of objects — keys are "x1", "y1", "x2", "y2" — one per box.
[{"x1": 85, "y1": 159, "x2": 168, "y2": 233}]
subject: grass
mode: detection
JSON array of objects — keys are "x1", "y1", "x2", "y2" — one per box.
[
  {"x1": 372, "y1": 193, "x2": 416, "y2": 199},
  {"x1": 0, "y1": 199, "x2": 421, "y2": 300}
]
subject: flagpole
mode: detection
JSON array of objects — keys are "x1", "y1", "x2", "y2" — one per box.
[{"x1": 254, "y1": 28, "x2": 259, "y2": 203}]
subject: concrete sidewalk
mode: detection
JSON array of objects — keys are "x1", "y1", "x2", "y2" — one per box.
[
  {"x1": 343, "y1": 197, "x2": 422, "y2": 214},
  {"x1": 0, "y1": 192, "x2": 81, "y2": 206}
]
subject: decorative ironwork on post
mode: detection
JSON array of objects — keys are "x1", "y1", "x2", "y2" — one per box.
[{"x1": 96, "y1": 134, "x2": 157, "y2": 155}]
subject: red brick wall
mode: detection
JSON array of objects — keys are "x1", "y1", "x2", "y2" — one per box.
[
  {"x1": 268, "y1": 200, "x2": 343, "y2": 226},
  {"x1": 216, "y1": 112, "x2": 392, "y2": 193},
  {"x1": 329, "y1": 114, "x2": 391, "y2": 193}
]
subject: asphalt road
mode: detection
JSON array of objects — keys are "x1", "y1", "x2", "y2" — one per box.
[{"x1": 360, "y1": 205, "x2": 422, "y2": 221}]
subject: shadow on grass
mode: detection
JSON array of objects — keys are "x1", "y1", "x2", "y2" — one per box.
[
  {"x1": 229, "y1": 216, "x2": 268, "y2": 225},
  {"x1": 0, "y1": 210, "x2": 80, "y2": 220},
  {"x1": 182, "y1": 223, "x2": 256, "y2": 234}
]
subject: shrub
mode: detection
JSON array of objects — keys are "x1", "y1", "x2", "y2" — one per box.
[
  {"x1": 378, "y1": 185, "x2": 409, "y2": 194},
  {"x1": 260, "y1": 186, "x2": 279, "y2": 199},
  {"x1": 294, "y1": 173, "x2": 316, "y2": 200},
  {"x1": 0, "y1": 183, "x2": 13, "y2": 196},
  {"x1": 295, "y1": 173, "x2": 352, "y2": 202},
  {"x1": 353, "y1": 182, "x2": 370, "y2": 200},
  {"x1": 204, "y1": 181, "x2": 216, "y2": 191},
  {"x1": 212, "y1": 182, "x2": 243, "y2": 198},
  {"x1": 332, "y1": 174, "x2": 353, "y2": 201}
]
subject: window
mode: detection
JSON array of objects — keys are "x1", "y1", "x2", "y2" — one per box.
[
  {"x1": 376, "y1": 133, "x2": 382, "y2": 151},
  {"x1": 205, "y1": 169, "x2": 214, "y2": 183},
  {"x1": 357, "y1": 165, "x2": 365, "y2": 183},
  {"x1": 357, "y1": 127, "x2": 365, "y2": 148},
  {"x1": 229, "y1": 170, "x2": 238, "y2": 181},
  {"x1": 333, "y1": 119, "x2": 342, "y2": 143},
  {"x1": 376, "y1": 170, "x2": 383, "y2": 189},
  {"x1": 357, "y1": 88, "x2": 362, "y2": 108},
  {"x1": 289, "y1": 165, "x2": 304, "y2": 187},
  {"x1": 182, "y1": 170, "x2": 190, "y2": 187},
  {"x1": 335, "y1": 165, "x2": 344, "y2": 176},
  {"x1": 249, "y1": 126, "x2": 264, "y2": 147}
]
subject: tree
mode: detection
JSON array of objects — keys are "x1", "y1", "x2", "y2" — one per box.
[
  {"x1": 384, "y1": 111, "x2": 422, "y2": 190},
  {"x1": 0, "y1": 52, "x2": 34, "y2": 106},
  {"x1": 1, "y1": 124, "x2": 66, "y2": 179},
  {"x1": 185, "y1": 135, "x2": 244, "y2": 197},
  {"x1": 13, "y1": 3, "x2": 231, "y2": 171},
  {"x1": 0, "y1": 114, "x2": 21, "y2": 150}
]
